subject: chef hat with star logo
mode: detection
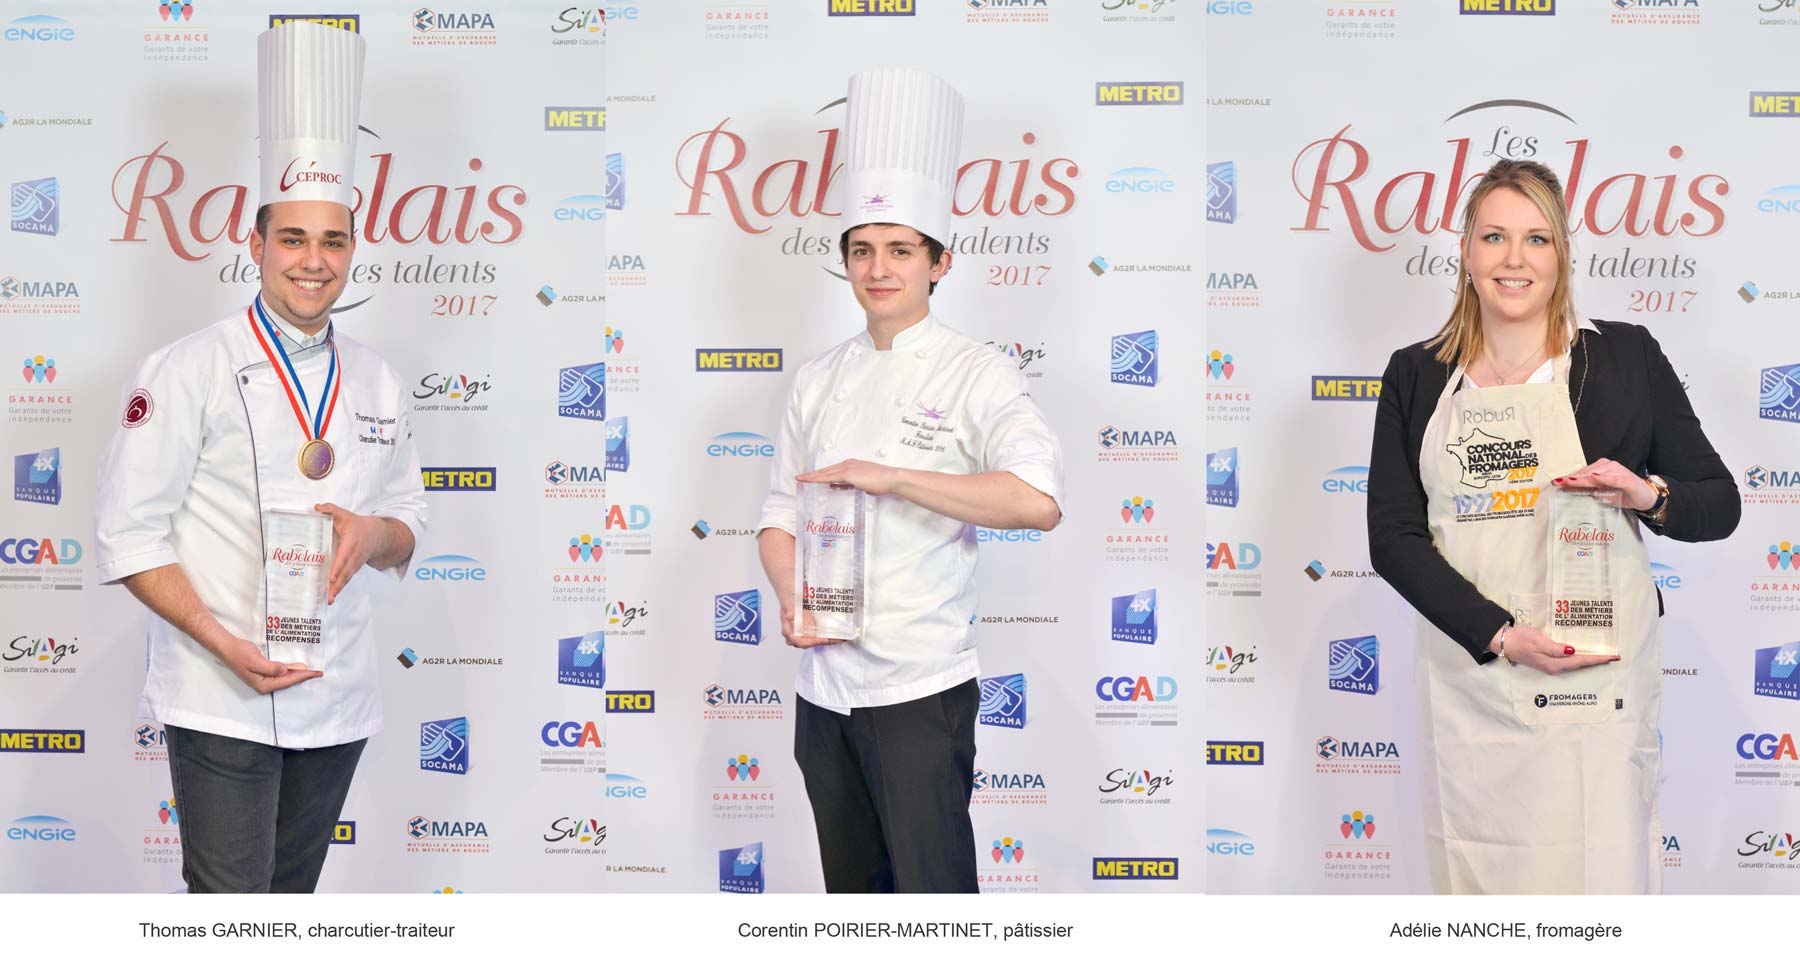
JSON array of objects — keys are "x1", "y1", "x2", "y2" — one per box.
[
  {"x1": 840, "y1": 68, "x2": 965, "y2": 245},
  {"x1": 257, "y1": 20, "x2": 366, "y2": 209}
]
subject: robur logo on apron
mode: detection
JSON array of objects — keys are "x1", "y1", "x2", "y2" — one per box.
[{"x1": 1415, "y1": 350, "x2": 1663, "y2": 893}]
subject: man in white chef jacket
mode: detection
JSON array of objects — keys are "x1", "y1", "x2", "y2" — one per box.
[
  {"x1": 757, "y1": 69, "x2": 1064, "y2": 893},
  {"x1": 92, "y1": 22, "x2": 425, "y2": 893}
]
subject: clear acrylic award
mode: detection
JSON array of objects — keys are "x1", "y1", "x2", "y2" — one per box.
[
  {"x1": 793, "y1": 482, "x2": 872, "y2": 641},
  {"x1": 1544, "y1": 488, "x2": 1623, "y2": 657},
  {"x1": 263, "y1": 508, "x2": 334, "y2": 667}
]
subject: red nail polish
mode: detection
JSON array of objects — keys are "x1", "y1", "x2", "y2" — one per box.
[
  {"x1": 1552, "y1": 477, "x2": 1563, "y2": 484},
  {"x1": 1564, "y1": 646, "x2": 1576, "y2": 656}
]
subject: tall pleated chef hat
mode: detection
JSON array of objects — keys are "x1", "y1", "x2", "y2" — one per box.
[
  {"x1": 258, "y1": 20, "x2": 366, "y2": 209},
  {"x1": 840, "y1": 68, "x2": 965, "y2": 246}
]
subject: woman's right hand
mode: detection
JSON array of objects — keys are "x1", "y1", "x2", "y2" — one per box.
[{"x1": 1495, "y1": 625, "x2": 1619, "y2": 674}]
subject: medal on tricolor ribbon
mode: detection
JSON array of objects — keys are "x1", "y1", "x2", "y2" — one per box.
[{"x1": 248, "y1": 296, "x2": 342, "y2": 480}]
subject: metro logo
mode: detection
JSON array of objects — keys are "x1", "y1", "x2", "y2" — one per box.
[
  {"x1": 1096, "y1": 83, "x2": 1185, "y2": 106},
  {"x1": 1460, "y1": 0, "x2": 1555, "y2": 12},
  {"x1": 1092, "y1": 857, "x2": 1179, "y2": 880},
  {"x1": 1312, "y1": 376, "x2": 1382, "y2": 400},
  {"x1": 1206, "y1": 740, "x2": 1263, "y2": 765},
  {"x1": 421, "y1": 467, "x2": 496, "y2": 491},
  {"x1": 605, "y1": 691, "x2": 655, "y2": 713},
  {"x1": 544, "y1": 107, "x2": 606, "y2": 131},
  {"x1": 1751, "y1": 93, "x2": 1800, "y2": 118},
  {"x1": 0, "y1": 730, "x2": 84, "y2": 753},
  {"x1": 268, "y1": 15, "x2": 360, "y2": 31},
  {"x1": 695, "y1": 349, "x2": 783, "y2": 371},
  {"x1": 827, "y1": 0, "x2": 915, "y2": 14}
]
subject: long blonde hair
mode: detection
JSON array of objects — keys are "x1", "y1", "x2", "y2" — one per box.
[{"x1": 1426, "y1": 159, "x2": 1579, "y2": 368}]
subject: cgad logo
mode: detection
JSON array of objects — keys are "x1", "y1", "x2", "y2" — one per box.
[
  {"x1": 1095, "y1": 675, "x2": 1177, "y2": 702},
  {"x1": 1739, "y1": 732, "x2": 1800, "y2": 760},
  {"x1": 540, "y1": 720, "x2": 603, "y2": 748},
  {"x1": 1206, "y1": 541, "x2": 1260, "y2": 571},
  {"x1": 0, "y1": 537, "x2": 81, "y2": 565}
]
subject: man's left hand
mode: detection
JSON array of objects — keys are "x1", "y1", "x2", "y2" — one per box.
[
  {"x1": 1553, "y1": 459, "x2": 1657, "y2": 511},
  {"x1": 315, "y1": 502, "x2": 380, "y2": 604},
  {"x1": 796, "y1": 459, "x2": 903, "y2": 496}
]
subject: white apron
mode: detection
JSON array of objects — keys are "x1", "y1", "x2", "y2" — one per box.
[{"x1": 1415, "y1": 352, "x2": 1661, "y2": 894}]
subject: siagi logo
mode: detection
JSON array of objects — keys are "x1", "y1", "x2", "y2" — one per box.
[
  {"x1": 1760, "y1": 365, "x2": 1800, "y2": 424},
  {"x1": 414, "y1": 554, "x2": 487, "y2": 582},
  {"x1": 558, "y1": 362, "x2": 606, "y2": 421},
  {"x1": 708, "y1": 432, "x2": 775, "y2": 458},
  {"x1": 13, "y1": 448, "x2": 60, "y2": 505},
  {"x1": 1737, "y1": 830, "x2": 1798, "y2": 861},
  {"x1": 1327, "y1": 636, "x2": 1380, "y2": 696},
  {"x1": 719, "y1": 841, "x2": 765, "y2": 893},
  {"x1": 606, "y1": 417, "x2": 630, "y2": 473},
  {"x1": 10, "y1": 177, "x2": 58, "y2": 235},
  {"x1": 1754, "y1": 643, "x2": 1800, "y2": 702},
  {"x1": 1322, "y1": 465, "x2": 1369, "y2": 494},
  {"x1": 1206, "y1": 162, "x2": 1236, "y2": 223},
  {"x1": 1110, "y1": 589, "x2": 1158, "y2": 644},
  {"x1": 978, "y1": 673, "x2": 1028, "y2": 729},
  {"x1": 1105, "y1": 167, "x2": 1177, "y2": 194},
  {"x1": 1206, "y1": 447, "x2": 1239, "y2": 507},
  {"x1": 419, "y1": 717, "x2": 470, "y2": 775},
  {"x1": 714, "y1": 590, "x2": 762, "y2": 644},
  {"x1": 1109, "y1": 330, "x2": 1159, "y2": 387},
  {"x1": 557, "y1": 631, "x2": 605, "y2": 690}
]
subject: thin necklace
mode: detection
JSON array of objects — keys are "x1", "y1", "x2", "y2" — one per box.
[{"x1": 1481, "y1": 343, "x2": 1542, "y2": 386}]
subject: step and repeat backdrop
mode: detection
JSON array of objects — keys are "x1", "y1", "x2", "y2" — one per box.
[
  {"x1": 1, "y1": 1, "x2": 1204, "y2": 893},
  {"x1": 1203, "y1": 1, "x2": 1799, "y2": 892}
]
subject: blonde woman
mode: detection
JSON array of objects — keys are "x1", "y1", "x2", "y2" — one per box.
[{"x1": 1367, "y1": 159, "x2": 1739, "y2": 893}]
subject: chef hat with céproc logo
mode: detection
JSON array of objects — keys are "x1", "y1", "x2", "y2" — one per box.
[
  {"x1": 257, "y1": 20, "x2": 366, "y2": 209},
  {"x1": 840, "y1": 68, "x2": 965, "y2": 246}
]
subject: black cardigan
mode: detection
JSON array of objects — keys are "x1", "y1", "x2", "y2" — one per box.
[{"x1": 1367, "y1": 320, "x2": 1740, "y2": 665}]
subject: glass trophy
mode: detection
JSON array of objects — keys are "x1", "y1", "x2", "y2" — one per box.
[
  {"x1": 1543, "y1": 488, "x2": 1623, "y2": 657},
  {"x1": 263, "y1": 508, "x2": 334, "y2": 667},
  {"x1": 793, "y1": 482, "x2": 872, "y2": 641}
]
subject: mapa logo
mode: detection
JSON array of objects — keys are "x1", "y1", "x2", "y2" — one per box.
[
  {"x1": 1317, "y1": 735, "x2": 1400, "y2": 761},
  {"x1": 714, "y1": 590, "x2": 762, "y2": 644},
  {"x1": 978, "y1": 673, "x2": 1028, "y2": 729},
  {"x1": 1110, "y1": 588, "x2": 1158, "y2": 644},
  {"x1": 1109, "y1": 330, "x2": 1158, "y2": 387},
  {"x1": 1755, "y1": 643, "x2": 1800, "y2": 701},
  {"x1": 419, "y1": 717, "x2": 470, "y2": 775},
  {"x1": 1326, "y1": 636, "x2": 1380, "y2": 696},
  {"x1": 1206, "y1": 448, "x2": 1238, "y2": 507}
]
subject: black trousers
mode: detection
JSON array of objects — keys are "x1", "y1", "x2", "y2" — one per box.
[
  {"x1": 165, "y1": 724, "x2": 366, "y2": 893},
  {"x1": 793, "y1": 678, "x2": 979, "y2": 893}
]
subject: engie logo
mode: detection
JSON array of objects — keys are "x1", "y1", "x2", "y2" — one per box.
[
  {"x1": 5, "y1": 15, "x2": 76, "y2": 42},
  {"x1": 1110, "y1": 589, "x2": 1158, "y2": 644},
  {"x1": 1651, "y1": 561, "x2": 1682, "y2": 589},
  {"x1": 414, "y1": 554, "x2": 487, "y2": 582},
  {"x1": 977, "y1": 528, "x2": 1043, "y2": 542},
  {"x1": 1323, "y1": 466, "x2": 1369, "y2": 494},
  {"x1": 1761, "y1": 185, "x2": 1800, "y2": 216},
  {"x1": 419, "y1": 717, "x2": 470, "y2": 775},
  {"x1": 1105, "y1": 167, "x2": 1176, "y2": 193},
  {"x1": 708, "y1": 432, "x2": 775, "y2": 458},
  {"x1": 0, "y1": 730, "x2": 83, "y2": 753},
  {"x1": 558, "y1": 362, "x2": 607, "y2": 421},
  {"x1": 544, "y1": 106, "x2": 606, "y2": 131},
  {"x1": 605, "y1": 773, "x2": 648, "y2": 799},
  {"x1": 828, "y1": 0, "x2": 914, "y2": 14},
  {"x1": 1754, "y1": 643, "x2": 1800, "y2": 701},
  {"x1": 979, "y1": 673, "x2": 1028, "y2": 729},
  {"x1": 1109, "y1": 330, "x2": 1158, "y2": 386},
  {"x1": 1206, "y1": 161, "x2": 1236, "y2": 223},
  {"x1": 6, "y1": 815, "x2": 76, "y2": 842},
  {"x1": 1206, "y1": 740, "x2": 1263, "y2": 765},
  {"x1": 1096, "y1": 82, "x2": 1185, "y2": 106},
  {"x1": 1460, "y1": 0, "x2": 1555, "y2": 13},
  {"x1": 714, "y1": 590, "x2": 762, "y2": 644},
  {"x1": 1207, "y1": 829, "x2": 1256, "y2": 856},
  {"x1": 1092, "y1": 857, "x2": 1178, "y2": 880},
  {"x1": 695, "y1": 349, "x2": 783, "y2": 372},
  {"x1": 1327, "y1": 636, "x2": 1380, "y2": 696},
  {"x1": 1312, "y1": 375, "x2": 1381, "y2": 401},
  {"x1": 1760, "y1": 364, "x2": 1800, "y2": 423},
  {"x1": 421, "y1": 467, "x2": 496, "y2": 491},
  {"x1": 1206, "y1": 447, "x2": 1238, "y2": 507}
]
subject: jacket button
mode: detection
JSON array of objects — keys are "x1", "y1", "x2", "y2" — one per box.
[
  {"x1": 914, "y1": 350, "x2": 928, "y2": 359},
  {"x1": 877, "y1": 448, "x2": 888, "y2": 458}
]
